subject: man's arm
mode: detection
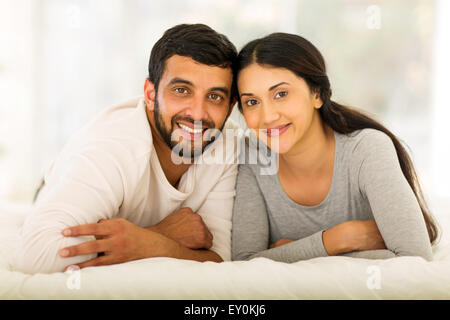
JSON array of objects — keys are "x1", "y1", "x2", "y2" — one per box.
[
  {"x1": 194, "y1": 163, "x2": 238, "y2": 262},
  {"x1": 59, "y1": 217, "x2": 222, "y2": 270},
  {"x1": 14, "y1": 144, "x2": 126, "y2": 274},
  {"x1": 146, "y1": 207, "x2": 214, "y2": 250},
  {"x1": 151, "y1": 235, "x2": 222, "y2": 262}
]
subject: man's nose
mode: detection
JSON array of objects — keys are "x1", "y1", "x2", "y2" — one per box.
[{"x1": 185, "y1": 97, "x2": 209, "y2": 123}]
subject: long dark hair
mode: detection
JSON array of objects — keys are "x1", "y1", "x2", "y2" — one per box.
[{"x1": 235, "y1": 32, "x2": 439, "y2": 244}]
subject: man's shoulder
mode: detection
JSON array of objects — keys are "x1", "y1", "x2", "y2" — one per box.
[
  {"x1": 49, "y1": 97, "x2": 153, "y2": 177},
  {"x1": 66, "y1": 96, "x2": 151, "y2": 153}
]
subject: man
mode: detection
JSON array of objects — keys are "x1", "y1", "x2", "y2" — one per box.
[{"x1": 14, "y1": 24, "x2": 239, "y2": 274}]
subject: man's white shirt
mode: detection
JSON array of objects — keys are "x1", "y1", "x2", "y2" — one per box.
[{"x1": 14, "y1": 97, "x2": 239, "y2": 274}]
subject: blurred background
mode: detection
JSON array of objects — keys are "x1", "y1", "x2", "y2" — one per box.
[{"x1": 0, "y1": 0, "x2": 449, "y2": 222}]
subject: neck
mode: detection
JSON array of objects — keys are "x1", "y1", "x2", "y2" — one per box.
[
  {"x1": 146, "y1": 108, "x2": 191, "y2": 188},
  {"x1": 279, "y1": 111, "x2": 335, "y2": 178}
]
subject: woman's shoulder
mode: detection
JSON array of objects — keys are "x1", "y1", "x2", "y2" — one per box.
[
  {"x1": 346, "y1": 127, "x2": 392, "y2": 143},
  {"x1": 340, "y1": 128, "x2": 399, "y2": 176},
  {"x1": 342, "y1": 128, "x2": 395, "y2": 156}
]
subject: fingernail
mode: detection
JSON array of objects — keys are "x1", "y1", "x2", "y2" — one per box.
[
  {"x1": 60, "y1": 249, "x2": 69, "y2": 257},
  {"x1": 62, "y1": 229, "x2": 72, "y2": 236}
]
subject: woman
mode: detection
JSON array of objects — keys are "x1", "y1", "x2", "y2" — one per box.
[{"x1": 231, "y1": 33, "x2": 439, "y2": 263}]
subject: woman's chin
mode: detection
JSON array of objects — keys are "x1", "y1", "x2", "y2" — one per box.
[{"x1": 265, "y1": 139, "x2": 292, "y2": 155}]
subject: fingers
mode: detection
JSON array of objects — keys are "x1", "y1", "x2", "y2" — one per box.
[
  {"x1": 59, "y1": 239, "x2": 111, "y2": 258},
  {"x1": 62, "y1": 222, "x2": 111, "y2": 237},
  {"x1": 198, "y1": 219, "x2": 213, "y2": 249},
  {"x1": 64, "y1": 255, "x2": 113, "y2": 271},
  {"x1": 205, "y1": 229, "x2": 213, "y2": 249}
]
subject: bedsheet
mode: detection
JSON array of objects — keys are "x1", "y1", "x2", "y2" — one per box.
[{"x1": 1, "y1": 201, "x2": 449, "y2": 299}]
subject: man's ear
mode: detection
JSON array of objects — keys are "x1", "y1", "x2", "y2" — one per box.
[{"x1": 144, "y1": 79, "x2": 156, "y2": 111}]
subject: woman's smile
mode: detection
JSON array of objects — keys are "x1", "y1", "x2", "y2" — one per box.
[{"x1": 263, "y1": 123, "x2": 292, "y2": 137}]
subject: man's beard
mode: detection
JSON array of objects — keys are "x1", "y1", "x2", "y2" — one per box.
[{"x1": 153, "y1": 97, "x2": 226, "y2": 160}]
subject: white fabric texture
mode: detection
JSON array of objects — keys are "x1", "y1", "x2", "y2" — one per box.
[
  {"x1": 1, "y1": 201, "x2": 449, "y2": 299},
  {"x1": 12, "y1": 97, "x2": 238, "y2": 274}
]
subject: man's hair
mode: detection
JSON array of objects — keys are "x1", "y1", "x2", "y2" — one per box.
[{"x1": 148, "y1": 23, "x2": 238, "y2": 100}]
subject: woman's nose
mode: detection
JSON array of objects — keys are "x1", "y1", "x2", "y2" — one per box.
[{"x1": 262, "y1": 104, "x2": 280, "y2": 126}]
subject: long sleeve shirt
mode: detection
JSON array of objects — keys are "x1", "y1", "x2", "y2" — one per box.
[
  {"x1": 14, "y1": 97, "x2": 238, "y2": 274},
  {"x1": 232, "y1": 128, "x2": 433, "y2": 262}
]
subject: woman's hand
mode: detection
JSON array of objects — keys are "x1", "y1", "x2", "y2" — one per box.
[
  {"x1": 322, "y1": 220, "x2": 386, "y2": 255},
  {"x1": 269, "y1": 238, "x2": 294, "y2": 249}
]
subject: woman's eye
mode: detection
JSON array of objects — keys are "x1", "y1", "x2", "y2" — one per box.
[
  {"x1": 275, "y1": 91, "x2": 288, "y2": 99},
  {"x1": 245, "y1": 99, "x2": 259, "y2": 107}
]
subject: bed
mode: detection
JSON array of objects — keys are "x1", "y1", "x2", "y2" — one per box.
[{"x1": 1, "y1": 201, "x2": 449, "y2": 299}]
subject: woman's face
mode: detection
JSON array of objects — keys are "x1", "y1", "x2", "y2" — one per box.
[{"x1": 237, "y1": 63, "x2": 323, "y2": 154}]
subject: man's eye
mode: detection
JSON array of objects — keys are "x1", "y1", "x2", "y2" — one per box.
[
  {"x1": 275, "y1": 91, "x2": 288, "y2": 99},
  {"x1": 245, "y1": 99, "x2": 259, "y2": 107},
  {"x1": 174, "y1": 87, "x2": 188, "y2": 94},
  {"x1": 209, "y1": 93, "x2": 223, "y2": 101}
]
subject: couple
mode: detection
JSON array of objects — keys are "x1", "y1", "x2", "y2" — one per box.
[{"x1": 14, "y1": 24, "x2": 438, "y2": 274}]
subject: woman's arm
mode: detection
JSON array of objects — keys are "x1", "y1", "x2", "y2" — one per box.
[
  {"x1": 322, "y1": 220, "x2": 385, "y2": 255},
  {"x1": 355, "y1": 130, "x2": 433, "y2": 260},
  {"x1": 232, "y1": 164, "x2": 328, "y2": 262},
  {"x1": 273, "y1": 220, "x2": 395, "y2": 259}
]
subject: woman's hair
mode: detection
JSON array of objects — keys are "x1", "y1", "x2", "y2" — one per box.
[{"x1": 235, "y1": 32, "x2": 439, "y2": 244}]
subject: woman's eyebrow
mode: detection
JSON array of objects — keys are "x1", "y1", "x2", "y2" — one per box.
[
  {"x1": 240, "y1": 82, "x2": 290, "y2": 98},
  {"x1": 269, "y1": 82, "x2": 290, "y2": 91}
]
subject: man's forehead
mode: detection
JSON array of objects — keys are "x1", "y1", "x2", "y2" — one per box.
[{"x1": 162, "y1": 55, "x2": 233, "y2": 85}]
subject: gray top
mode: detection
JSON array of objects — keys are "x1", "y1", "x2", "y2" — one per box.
[{"x1": 232, "y1": 128, "x2": 433, "y2": 262}]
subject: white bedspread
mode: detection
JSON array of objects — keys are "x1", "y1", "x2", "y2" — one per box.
[{"x1": 1, "y1": 201, "x2": 449, "y2": 299}]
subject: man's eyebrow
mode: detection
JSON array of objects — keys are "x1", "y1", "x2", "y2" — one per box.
[
  {"x1": 168, "y1": 78, "x2": 228, "y2": 96},
  {"x1": 210, "y1": 87, "x2": 229, "y2": 96},
  {"x1": 168, "y1": 77, "x2": 194, "y2": 87},
  {"x1": 269, "y1": 82, "x2": 290, "y2": 91}
]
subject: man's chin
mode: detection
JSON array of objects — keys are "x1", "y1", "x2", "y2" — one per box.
[{"x1": 169, "y1": 142, "x2": 210, "y2": 163}]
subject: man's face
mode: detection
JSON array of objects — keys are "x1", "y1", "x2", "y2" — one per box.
[{"x1": 145, "y1": 55, "x2": 234, "y2": 160}]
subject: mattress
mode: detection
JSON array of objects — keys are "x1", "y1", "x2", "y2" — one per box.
[{"x1": 1, "y1": 201, "x2": 449, "y2": 299}]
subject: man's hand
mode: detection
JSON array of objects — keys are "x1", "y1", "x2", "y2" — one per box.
[
  {"x1": 59, "y1": 218, "x2": 168, "y2": 270},
  {"x1": 148, "y1": 207, "x2": 213, "y2": 250}
]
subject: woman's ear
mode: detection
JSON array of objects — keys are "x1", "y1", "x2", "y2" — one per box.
[
  {"x1": 144, "y1": 79, "x2": 156, "y2": 111},
  {"x1": 313, "y1": 88, "x2": 323, "y2": 109}
]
